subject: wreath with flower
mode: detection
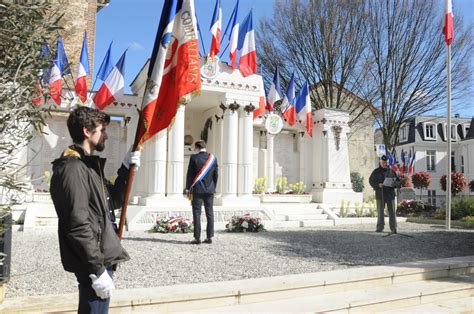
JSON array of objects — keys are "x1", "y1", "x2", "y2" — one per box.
[
  {"x1": 226, "y1": 213, "x2": 266, "y2": 232},
  {"x1": 151, "y1": 216, "x2": 194, "y2": 233}
]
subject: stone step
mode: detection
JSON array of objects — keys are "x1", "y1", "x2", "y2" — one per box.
[
  {"x1": 198, "y1": 274, "x2": 474, "y2": 313},
  {"x1": 1, "y1": 256, "x2": 472, "y2": 313},
  {"x1": 381, "y1": 296, "x2": 474, "y2": 313},
  {"x1": 273, "y1": 221, "x2": 302, "y2": 228},
  {"x1": 275, "y1": 214, "x2": 327, "y2": 221},
  {"x1": 301, "y1": 219, "x2": 334, "y2": 227}
]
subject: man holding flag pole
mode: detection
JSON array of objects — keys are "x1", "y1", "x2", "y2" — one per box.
[{"x1": 118, "y1": 0, "x2": 201, "y2": 238}]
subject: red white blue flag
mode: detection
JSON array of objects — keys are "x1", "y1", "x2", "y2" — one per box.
[
  {"x1": 228, "y1": 0, "x2": 239, "y2": 70},
  {"x1": 49, "y1": 36, "x2": 68, "y2": 105},
  {"x1": 281, "y1": 72, "x2": 296, "y2": 126},
  {"x1": 237, "y1": 10, "x2": 257, "y2": 77},
  {"x1": 294, "y1": 82, "x2": 312, "y2": 137},
  {"x1": 75, "y1": 32, "x2": 90, "y2": 103},
  {"x1": 136, "y1": 0, "x2": 201, "y2": 145},
  {"x1": 443, "y1": 0, "x2": 454, "y2": 45},
  {"x1": 209, "y1": 0, "x2": 221, "y2": 58},
  {"x1": 266, "y1": 66, "x2": 281, "y2": 112},
  {"x1": 96, "y1": 41, "x2": 114, "y2": 81},
  {"x1": 93, "y1": 50, "x2": 126, "y2": 110}
]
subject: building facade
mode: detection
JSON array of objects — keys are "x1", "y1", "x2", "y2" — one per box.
[{"x1": 377, "y1": 115, "x2": 474, "y2": 207}]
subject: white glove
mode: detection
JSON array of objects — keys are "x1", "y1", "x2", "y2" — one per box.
[
  {"x1": 89, "y1": 270, "x2": 115, "y2": 299},
  {"x1": 122, "y1": 148, "x2": 141, "y2": 170}
]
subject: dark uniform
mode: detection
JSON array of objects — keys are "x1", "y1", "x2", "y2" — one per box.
[{"x1": 369, "y1": 162, "x2": 400, "y2": 233}]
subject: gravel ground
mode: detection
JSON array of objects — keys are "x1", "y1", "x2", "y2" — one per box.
[{"x1": 6, "y1": 222, "x2": 474, "y2": 298}]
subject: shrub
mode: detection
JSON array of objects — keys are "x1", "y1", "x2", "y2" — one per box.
[
  {"x1": 440, "y1": 172, "x2": 467, "y2": 196},
  {"x1": 276, "y1": 177, "x2": 288, "y2": 194},
  {"x1": 254, "y1": 177, "x2": 267, "y2": 194},
  {"x1": 354, "y1": 202, "x2": 364, "y2": 217},
  {"x1": 469, "y1": 180, "x2": 474, "y2": 193},
  {"x1": 397, "y1": 199, "x2": 425, "y2": 216},
  {"x1": 289, "y1": 181, "x2": 306, "y2": 194},
  {"x1": 368, "y1": 200, "x2": 377, "y2": 217},
  {"x1": 451, "y1": 197, "x2": 474, "y2": 220},
  {"x1": 460, "y1": 216, "x2": 474, "y2": 223},
  {"x1": 398, "y1": 174, "x2": 409, "y2": 188},
  {"x1": 350, "y1": 172, "x2": 364, "y2": 192},
  {"x1": 412, "y1": 172, "x2": 432, "y2": 190}
]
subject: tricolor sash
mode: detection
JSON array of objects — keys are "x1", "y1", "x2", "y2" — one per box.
[{"x1": 188, "y1": 153, "x2": 216, "y2": 200}]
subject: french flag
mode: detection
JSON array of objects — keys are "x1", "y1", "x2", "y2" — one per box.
[
  {"x1": 253, "y1": 76, "x2": 266, "y2": 119},
  {"x1": 135, "y1": 0, "x2": 201, "y2": 145},
  {"x1": 294, "y1": 82, "x2": 312, "y2": 137},
  {"x1": 443, "y1": 0, "x2": 454, "y2": 45},
  {"x1": 75, "y1": 32, "x2": 90, "y2": 103},
  {"x1": 49, "y1": 37, "x2": 68, "y2": 105},
  {"x1": 209, "y1": 0, "x2": 221, "y2": 59},
  {"x1": 228, "y1": 0, "x2": 239, "y2": 70},
  {"x1": 93, "y1": 50, "x2": 126, "y2": 110},
  {"x1": 266, "y1": 66, "x2": 281, "y2": 112},
  {"x1": 237, "y1": 10, "x2": 257, "y2": 77},
  {"x1": 408, "y1": 150, "x2": 416, "y2": 176},
  {"x1": 281, "y1": 72, "x2": 296, "y2": 126}
]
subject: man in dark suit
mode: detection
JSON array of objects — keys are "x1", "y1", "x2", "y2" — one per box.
[{"x1": 185, "y1": 140, "x2": 218, "y2": 244}]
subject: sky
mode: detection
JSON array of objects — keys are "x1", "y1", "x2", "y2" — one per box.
[{"x1": 94, "y1": 0, "x2": 474, "y2": 117}]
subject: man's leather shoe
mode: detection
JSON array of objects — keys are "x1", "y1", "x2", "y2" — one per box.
[
  {"x1": 391, "y1": 229, "x2": 397, "y2": 234},
  {"x1": 203, "y1": 238, "x2": 212, "y2": 244},
  {"x1": 190, "y1": 239, "x2": 201, "y2": 244},
  {"x1": 375, "y1": 229, "x2": 383, "y2": 233}
]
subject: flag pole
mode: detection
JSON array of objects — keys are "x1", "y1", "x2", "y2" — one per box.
[
  {"x1": 117, "y1": 106, "x2": 145, "y2": 239},
  {"x1": 446, "y1": 43, "x2": 452, "y2": 231}
]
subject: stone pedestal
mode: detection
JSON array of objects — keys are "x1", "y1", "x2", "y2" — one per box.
[
  {"x1": 311, "y1": 109, "x2": 362, "y2": 204},
  {"x1": 398, "y1": 187, "x2": 416, "y2": 202}
]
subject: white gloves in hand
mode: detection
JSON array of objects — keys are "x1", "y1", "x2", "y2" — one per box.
[
  {"x1": 89, "y1": 270, "x2": 115, "y2": 299},
  {"x1": 122, "y1": 148, "x2": 141, "y2": 170}
]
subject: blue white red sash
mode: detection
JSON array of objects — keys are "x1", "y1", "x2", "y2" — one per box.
[{"x1": 190, "y1": 153, "x2": 216, "y2": 190}]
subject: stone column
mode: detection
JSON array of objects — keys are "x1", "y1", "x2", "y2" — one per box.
[
  {"x1": 238, "y1": 105, "x2": 254, "y2": 197},
  {"x1": 140, "y1": 130, "x2": 167, "y2": 205},
  {"x1": 221, "y1": 102, "x2": 239, "y2": 202},
  {"x1": 266, "y1": 134, "x2": 275, "y2": 192},
  {"x1": 166, "y1": 105, "x2": 186, "y2": 200}
]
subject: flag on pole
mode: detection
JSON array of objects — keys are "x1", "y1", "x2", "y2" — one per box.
[
  {"x1": 135, "y1": 0, "x2": 201, "y2": 145},
  {"x1": 391, "y1": 149, "x2": 399, "y2": 173},
  {"x1": 93, "y1": 50, "x2": 127, "y2": 110},
  {"x1": 408, "y1": 151, "x2": 416, "y2": 176},
  {"x1": 399, "y1": 149, "x2": 406, "y2": 174},
  {"x1": 75, "y1": 32, "x2": 90, "y2": 103},
  {"x1": 266, "y1": 67, "x2": 281, "y2": 112},
  {"x1": 237, "y1": 10, "x2": 257, "y2": 77},
  {"x1": 209, "y1": 0, "x2": 221, "y2": 59},
  {"x1": 443, "y1": 0, "x2": 454, "y2": 45},
  {"x1": 49, "y1": 36, "x2": 68, "y2": 105},
  {"x1": 294, "y1": 82, "x2": 313, "y2": 137},
  {"x1": 96, "y1": 41, "x2": 114, "y2": 81},
  {"x1": 228, "y1": 0, "x2": 239, "y2": 70},
  {"x1": 281, "y1": 72, "x2": 296, "y2": 126},
  {"x1": 253, "y1": 77, "x2": 266, "y2": 119}
]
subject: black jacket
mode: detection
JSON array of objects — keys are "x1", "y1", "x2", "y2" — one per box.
[
  {"x1": 185, "y1": 151, "x2": 218, "y2": 194},
  {"x1": 369, "y1": 166, "x2": 400, "y2": 200},
  {"x1": 50, "y1": 144, "x2": 130, "y2": 276}
]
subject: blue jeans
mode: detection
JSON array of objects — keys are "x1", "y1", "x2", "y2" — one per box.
[{"x1": 74, "y1": 269, "x2": 113, "y2": 314}]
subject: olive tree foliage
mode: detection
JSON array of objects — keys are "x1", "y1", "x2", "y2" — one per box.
[
  {"x1": 364, "y1": 0, "x2": 473, "y2": 150},
  {"x1": 258, "y1": 0, "x2": 372, "y2": 124},
  {"x1": 0, "y1": 2, "x2": 61, "y2": 207}
]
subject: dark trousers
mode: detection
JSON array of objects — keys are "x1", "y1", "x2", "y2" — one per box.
[
  {"x1": 376, "y1": 198, "x2": 397, "y2": 232},
  {"x1": 191, "y1": 193, "x2": 214, "y2": 240},
  {"x1": 74, "y1": 269, "x2": 113, "y2": 314}
]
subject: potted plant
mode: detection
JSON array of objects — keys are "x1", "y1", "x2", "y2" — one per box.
[
  {"x1": 412, "y1": 171, "x2": 432, "y2": 198},
  {"x1": 440, "y1": 172, "x2": 467, "y2": 196}
]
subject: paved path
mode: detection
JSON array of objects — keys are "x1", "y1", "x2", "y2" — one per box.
[{"x1": 7, "y1": 222, "x2": 474, "y2": 298}]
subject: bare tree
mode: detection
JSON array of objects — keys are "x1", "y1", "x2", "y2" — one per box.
[
  {"x1": 258, "y1": 0, "x2": 372, "y2": 124},
  {"x1": 0, "y1": 3, "x2": 61, "y2": 212},
  {"x1": 364, "y1": 0, "x2": 473, "y2": 150}
]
